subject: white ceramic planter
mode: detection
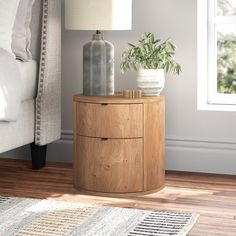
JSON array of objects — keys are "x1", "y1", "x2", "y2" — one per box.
[{"x1": 137, "y1": 69, "x2": 165, "y2": 96}]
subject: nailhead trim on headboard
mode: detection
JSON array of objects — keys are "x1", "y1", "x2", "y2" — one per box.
[{"x1": 35, "y1": 0, "x2": 48, "y2": 144}]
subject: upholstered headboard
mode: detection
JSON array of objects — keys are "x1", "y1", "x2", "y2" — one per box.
[
  {"x1": 29, "y1": 0, "x2": 62, "y2": 145},
  {"x1": 30, "y1": 0, "x2": 43, "y2": 60}
]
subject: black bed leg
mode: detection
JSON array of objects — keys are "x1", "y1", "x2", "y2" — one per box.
[{"x1": 30, "y1": 143, "x2": 47, "y2": 170}]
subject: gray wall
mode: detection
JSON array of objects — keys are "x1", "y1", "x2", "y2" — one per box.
[{"x1": 4, "y1": 0, "x2": 236, "y2": 175}]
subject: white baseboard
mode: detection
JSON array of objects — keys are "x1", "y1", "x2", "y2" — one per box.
[
  {"x1": 166, "y1": 138, "x2": 236, "y2": 175},
  {"x1": 3, "y1": 130, "x2": 236, "y2": 175}
]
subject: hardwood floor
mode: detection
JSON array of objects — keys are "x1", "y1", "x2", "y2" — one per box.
[{"x1": 0, "y1": 158, "x2": 235, "y2": 235}]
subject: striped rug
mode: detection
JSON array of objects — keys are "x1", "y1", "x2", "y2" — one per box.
[{"x1": 0, "y1": 196, "x2": 199, "y2": 236}]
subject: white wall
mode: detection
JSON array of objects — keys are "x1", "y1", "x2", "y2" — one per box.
[{"x1": 3, "y1": 0, "x2": 236, "y2": 175}]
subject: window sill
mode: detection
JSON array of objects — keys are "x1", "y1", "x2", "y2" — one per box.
[{"x1": 198, "y1": 103, "x2": 236, "y2": 112}]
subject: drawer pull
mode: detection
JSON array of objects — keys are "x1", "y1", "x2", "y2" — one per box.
[
  {"x1": 101, "y1": 138, "x2": 108, "y2": 141},
  {"x1": 101, "y1": 103, "x2": 108, "y2": 106}
]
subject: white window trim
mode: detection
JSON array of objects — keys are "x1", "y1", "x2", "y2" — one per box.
[{"x1": 197, "y1": 0, "x2": 236, "y2": 111}]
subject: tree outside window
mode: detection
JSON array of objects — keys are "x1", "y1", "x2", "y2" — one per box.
[{"x1": 217, "y1": 0, "x2": 236, "y2": 94}]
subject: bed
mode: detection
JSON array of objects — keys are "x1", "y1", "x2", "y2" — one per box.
[{"x1": 0, "y1": 0, "x2": 61, "y2": 169}]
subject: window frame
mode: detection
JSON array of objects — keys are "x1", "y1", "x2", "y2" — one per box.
[{"x1": 197, "y1": 0, "x2": 236, "y2": 111}]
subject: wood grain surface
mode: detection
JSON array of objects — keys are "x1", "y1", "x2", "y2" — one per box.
[
  {"x1": 74, "y1": 136, "x2": 143, "y2": 193},
  {"x1": 73, "y1": 93, "x2": 165, "y2": 104},
  {"x1": 74, "y1": 95, "x2": 165, "y2": 194},
  {"x1": 144, "y1": 99, "x2": 165, "y2": 191},
  {"x1": 76, "y1": 102, "x2": 143, "y2": 138},
  {"x1": 0, "y1": 158, "x2": 235, "y2": 236}
]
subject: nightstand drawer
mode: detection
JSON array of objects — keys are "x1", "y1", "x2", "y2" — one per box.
[
  {"x1": 74, "y1": 136, "x2": 143, "y2": 193},
  {"x1": 76, "y1": 102, "x2": 143, "y2": 138}
]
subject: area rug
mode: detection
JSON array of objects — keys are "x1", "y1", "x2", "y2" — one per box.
[{"x1": 0, "y1": 196, "x2": 199, "y2": 236}]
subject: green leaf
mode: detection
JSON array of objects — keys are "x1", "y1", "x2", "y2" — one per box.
[
  {"x1": 154, "y1": 39, "x2": 161, "y2": 44},
  {"x1": 128, "y1": 43, "x2": 136, "y2": 48},
  {"x1": 120, "y1": 32, "x2": 181, "y2": 75}
]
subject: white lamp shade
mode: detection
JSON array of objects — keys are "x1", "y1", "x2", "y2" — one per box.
[{"x1": 65, "y1": 0, "x2": 132, "y2": 30}]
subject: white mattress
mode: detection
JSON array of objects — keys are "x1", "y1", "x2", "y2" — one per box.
[{"x1": 16, "y1": 59, "x2": 38, "y2": 101}]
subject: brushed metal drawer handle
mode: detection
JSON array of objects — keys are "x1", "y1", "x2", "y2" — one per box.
[
  {"x1": 101, "y1": 138, "x2": 108, "y2": 141},
  {"x1": 101, "y1": 103, "x2": 108, "y2": 106}
]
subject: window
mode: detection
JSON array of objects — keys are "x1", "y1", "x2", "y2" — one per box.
[{"x1": 198, "y1": 0, "x2": 236, "y2": 111}]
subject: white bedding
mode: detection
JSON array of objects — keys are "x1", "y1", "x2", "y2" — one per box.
[
  {"x1": 0, "y1": 49, "x2": 21, "y2": 122},
  {"x1": 16, "y1": 59, "x2": 38, "y2": 101},
  {"x1": 0, "y1": 49, "x2": 38, "y2": 122}
]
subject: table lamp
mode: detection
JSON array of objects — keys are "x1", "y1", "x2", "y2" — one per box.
[{"x1": 65, "y1": 0, "x2": 132, "y2": 96}]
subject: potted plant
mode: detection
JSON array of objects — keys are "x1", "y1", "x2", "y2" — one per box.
[{"x1": 120, "y1": 32, "x2": 182, "y2": 96}]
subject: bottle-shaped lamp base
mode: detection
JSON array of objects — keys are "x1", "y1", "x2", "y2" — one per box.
[{"x1": 83, "y1": 31, "x2": 114, "y2": 96}]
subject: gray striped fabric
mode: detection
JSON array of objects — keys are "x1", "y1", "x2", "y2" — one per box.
[
  {"x1": 0, "y1": 196, "x2": 199, "y2": 236},
  {"x1": 0, "y1": 196, "x2": 10, "y2": 204}
]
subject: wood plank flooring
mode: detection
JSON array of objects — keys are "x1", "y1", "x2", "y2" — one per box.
[{"x1": 0, "y1": 158, "x2": 235, "y2": 236}]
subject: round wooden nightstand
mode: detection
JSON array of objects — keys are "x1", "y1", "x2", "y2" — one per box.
[{"x1": 73, "y1": 94, "x2": 165, "y2": 196}]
